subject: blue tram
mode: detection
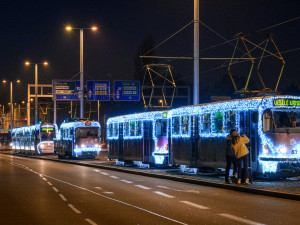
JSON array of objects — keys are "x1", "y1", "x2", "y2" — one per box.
[
  {"x1": 107, "y1": 111, "x2": 169, "y2": 166},
  {"x1": 168, "y1": 95, "x2": 300, "y2": 176},
  {"x1": 12, "y1": 124, "x2": 57, "y2": 154},
  {"x1": 54, "y1": 120, "x2": 101, "y2": 159}
]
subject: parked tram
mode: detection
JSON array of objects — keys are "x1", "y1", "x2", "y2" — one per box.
[
  {"x1": 11, "y1": 124, "x2": 57, "y2": 154},
  {"x1": 107, "y1": 111, "x2": 169, "y2": 166},
  {"x1": 168, "y1": 95, "x2": 300, "y2": 177},
  {"x1": 54, "y1": 120, "x2": 101, "y2": 159}
]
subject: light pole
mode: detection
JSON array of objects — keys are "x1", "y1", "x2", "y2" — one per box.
[
  {"x1": 25, "y1": 61, "x2": 48, "y2": 124},
  {"x1": 2, "y1": 79, "x2": 20, "y2": 131},
  {"x1": 65, "y1": 25, "x2": 98, "y2": 118}
]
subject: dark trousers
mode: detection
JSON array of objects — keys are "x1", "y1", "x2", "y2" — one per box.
[
  {"x1": 237, "y1": 155, "x2": 248, "y2": 180},
  {"x1": 225, "y1": 155, "x2": 237, "y2": 181}
]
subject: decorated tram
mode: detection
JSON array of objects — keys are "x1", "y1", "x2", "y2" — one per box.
[
  {"x1": 12, "y1": 124, "x2": 57, "y2": 154},
  {"x1": 54, "y1": 120, "x2": 101, "y2": 159}
]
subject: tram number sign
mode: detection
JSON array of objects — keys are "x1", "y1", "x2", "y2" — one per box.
[
  {"x1": 86, "y1": 80, "x2": 110, "y2": 101},
  {"x1": 273, "y1": 99, "x2": 300, "y2": 107},
  {"x1": 114, "y1": 81, "x2": 140, "y2": 101},
  {"x1": 53, "y1": 80, "x2": 80, "y2": 100}
]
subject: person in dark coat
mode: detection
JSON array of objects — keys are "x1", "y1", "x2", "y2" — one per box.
[{"x1": 225, "y1": 128, "x2": 238, "y2": 184}]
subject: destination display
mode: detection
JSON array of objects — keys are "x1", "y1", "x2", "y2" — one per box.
[
  {"x1": 113, "y1": 81, "x2": 140, "y2": 101},
  {"x1": 273, "y1": 99, "x2": 300, "y2": 107},
  {"x1": 53, "y1": 80, "x2": 80, "y2": 100},
  {"x1": 86, "y1": 80, "x2": 110, "y2": 101}
]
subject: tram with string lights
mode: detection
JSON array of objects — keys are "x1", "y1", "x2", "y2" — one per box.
[
  {"x1": 54, "y1": 120, "x2": 101, "y2": 159},
  {"x1": 12, "y1": 124, "x2": 57, "y2": 154},
  {"x1": 168, "y1": 95, "x2": 300, "y2": 177},
  {"x1": 107, "y1": 111, "x2": 169, "y2": 166}
]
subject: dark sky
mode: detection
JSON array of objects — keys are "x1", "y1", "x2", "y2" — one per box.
[{"x1": 0, "y1": 0, "x2": 299, "y2": 105}]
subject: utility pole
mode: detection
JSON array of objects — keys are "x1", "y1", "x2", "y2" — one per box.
[{"x1": 193, "y1": 0, "x2": 200, "y2": 105}]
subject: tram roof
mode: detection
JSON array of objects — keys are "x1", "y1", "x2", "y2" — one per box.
[
  {"x1": 168, "y1": 95, "x2": 300, "y2": 117},
  {"x1": 60, "y1": 121, "x2": 100, "y2": 129},
  {"x1": 107, "y1": 110, "x2": 168, "y2": 124},
  {"x1": 12, "y1": 123, "x2": 57, "y2": 133}
]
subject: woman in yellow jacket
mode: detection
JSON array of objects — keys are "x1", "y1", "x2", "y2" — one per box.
[{"x1": 231, "y1": 131, "x2": 250, "y2": 184}]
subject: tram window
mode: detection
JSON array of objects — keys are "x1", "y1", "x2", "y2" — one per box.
[
  {"x1": 213, "y1": 112, "x2": 224, "y2": 133},
  {"x1": 130, "y1": 121, "x2": 136, "y2": 136},
  {"x1": 136, "y1": 121, "x2": 142, "y2": 136},
  {"x1": 156, "y1": 119, "x2": 167, "y2": 136},
  {"x1": 124, "y1": 122, "x2": 130, "y2": 137},
  {"x1": 113, "y1": 123, "x2": 118, "y2": 137},
  {"x1": 76, "y1": 127, "x2": 99, "y2": 138},
  {"x1": 181, "y1": 116, "x2": 189, "y2": 134},
  {"x1": 225, "y1": 111, "x2": 236, "y2": 132},
  {"x1": 108, "y1": 124, "x2": 113, "y2": 137},
  {"x1": 263, "y1": 110, "x2": 273, "y2": 132},
  {"x1": 264, "y1": 110, "x2": 300, "y2": 133},
  {"x1": 201, "y1": 114, "x2": 211, "y2": 133},
  {"x1": 172, "y1": 117, "x2": 180, "y2": 135}
]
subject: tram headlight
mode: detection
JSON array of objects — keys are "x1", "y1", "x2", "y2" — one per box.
[
  {"x1": 40, "y1": 144, "x2": 45, "y2": 148},
  {"x1": 81, "y1": 144, "x2": 85, "y2": 148},
  {"x1": 279, "y1": 147, "x2": 287, "y2": 154},
  {"x1": 263, "y1": 145, "x2": 269, "y2": 154},
  {"x1": 94, "y1": 144, "x2": 99, "y2": 147}
]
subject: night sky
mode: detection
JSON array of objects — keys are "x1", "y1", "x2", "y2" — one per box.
[{"x1": 0, "y1": 0, "x2": 299, "y2": 107}]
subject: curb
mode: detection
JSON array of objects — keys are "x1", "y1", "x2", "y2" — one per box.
[{"x1": 2, "y1": 152, "x2": 300, "y2": 201}]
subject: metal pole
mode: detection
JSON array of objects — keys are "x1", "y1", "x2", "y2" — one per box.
[
  {"x1": 10, "y1": 82, "x2": 13, "y2": 131},
  {"x1": 18, "y1": 104, "x2": 20, "y2": 127},
  {"x1": 97, "y1": 101, "x2": 100, "y2": 121},
  {"x1": 54, "y1": 100, "x2": 56, "y2": 124},
  {"x1": 35, "y1": 64, "x2": 38, "y2": 124},
  {"x1": 71, "y1": 101, "x2": 73, "y2": 118},
  {"x1": 193, "y1": 0, "x2": 200, "y2": 105},
  {"x1": 27, "y1": 84, "x2": 30, "y2": 126},
  {"x1": 80, "y1": 28, "x2": 84, "y2": 118}
]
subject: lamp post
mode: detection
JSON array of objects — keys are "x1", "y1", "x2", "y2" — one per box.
[
  {"x1": 25, "y1": 61, "x2": 48, "y2": 124},
  {"x1": 65, "y1": 25, "x2": 98, "y2": 118},
  {"x1": 2, "y1": 79, "x2": 20, "y2": 131}
]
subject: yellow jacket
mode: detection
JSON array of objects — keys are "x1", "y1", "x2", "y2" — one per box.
[{"x1": 232, "y1": 136, "x2": 250, "y2": 159}]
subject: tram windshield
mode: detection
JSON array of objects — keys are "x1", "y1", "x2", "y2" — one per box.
[
  {"x1": 40, "y1": 128, "x2": 55, "y2": 141},
  {"x1": 155, "y1": 119, "x2": 167, "y2": 137},
  {"x1": 263, "y1": 110, "x2": 300, "y2": 133},
  {"x1": 75, "y1": 127, "x2": 99, "y2": 138}
]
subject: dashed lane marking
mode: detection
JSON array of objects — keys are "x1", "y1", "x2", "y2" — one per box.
[
  {"x1": 43, "y1": 178, "x2": 48, "y2": 181},
  {"x1": 100, "y1": 172, "x2": 109, "y2": 175},
  {"x1": 103, "y1": 192, "x2": 115, "y2": 195},
  {"x1": 134, "y1": 185, "x2": 151, "y2": 190},
  {"x1": 85, "y1": 218, "x2": 98, "y2": 225},
  {"x1": 59, "y1": 194, "x2": 67, "y2": 201},
  {"x1": 93, "y1": 187, "x2": 103, "y2": 190},
  {"x1": 157, "y1": 185, "x2": 200, "y2": 194},
  {"x1": 110, "y1": 176, "x2": 119, "y2": 179},
  {"x1": 93, "y1": 169, "x2": 100, "y2": 172},
  {"x1": 52, "y1": 187, "x2": 59, "y2": 192},
  {"x1": 180, "y1": 201, "x2": 210, "y2": 210},
  {"x1": 68, "y1": 204, "x2": 81, "y2": 214},
  {"x1": 120, "y1": 180, "x2": 133, "y2": 184},
  {"x1": 47, "y1": 182, "x2": 52, "y2": 186},
  {"x1": 153, "y1": 191, "x2": 175, "y2": 199},
  {"x1": 218, "y1": 214, "x2": 266, "y2": 225}
]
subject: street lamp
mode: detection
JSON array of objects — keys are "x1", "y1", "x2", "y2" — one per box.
[
  {"x1": 25, "y1": 61, "x2": 48, "y2": 124},
  {"x1": 2, "y1": 79, "x2": 21, "y2": 131},
  {"x1": 65, "y1": 25, "x2": 98, "y2": 118},
  {"x1": 159, "y1": 99, "x2": 163, "y2": 107}
]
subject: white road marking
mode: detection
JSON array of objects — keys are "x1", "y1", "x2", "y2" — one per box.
[
  {"x1": 39, "y1": 174, "x2": 43, "y2": 177},
  {"x1": 47, "y1": 182, "x2": 52, "y2": 186},
  {"x1": 68, "y1": 204, "x2": 81, "y2": 214},
  {"x1": 110, "y1": 175, "x2": 119, "y2": 179},
  {"x1": 93, "y1": 187, "x2": 103, "y2": 190},
  {"x1": 153, "y1": 191, "x2": 175, "y2": 198},
  {"x1": 85, "y1": 218, "x2": 98, "y2": 225},
  {"x1": 59, "y1": 194, "x2": 67, "y2": 201},
  {"x1": 219, "y1": 214, "x2": 266, "y2": 225},
  {"x1": 103, "y1": 192, "x2": 115, "y2": 195},
  {"x1": 100, "y1": 172, "x2": 109, "y2": 175},
  {"x1": 93, "y1": 169, "x2": 100, "y2": 172},
  {"x1": 11, "y1": 164, "x2": 187, "y2": 225},
  {"x1": 120, "y1": 180, "x2": 133, "y2": 184},
  {"x1": 43, "y1": 178, "x2": 48, "y2": 181},
  {"x1": 180, "y1": 201, "x2": 210, "y2": 209},
  {"x1": 134, "y1": 185, "x2": 151, "y2": 190},
  {"x1": 52, "y1": 187, "x2": 59, "y2": 192},
  {"x1": 157, "y1": 185, "x2": 199, "y2": 194}
]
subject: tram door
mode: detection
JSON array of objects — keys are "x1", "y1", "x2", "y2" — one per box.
[
  {"x1": 118, "y1": 123, "x2": 124, "y2": 161},
  {"x1": 190, "y1": 115, "x2": 199, "y2": 167},
  {"x1": 143, "y1": 120, "x2": 153, "y2": 164}
]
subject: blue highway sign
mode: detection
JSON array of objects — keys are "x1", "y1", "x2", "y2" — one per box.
[
  {"x1": 86, "y1": 80, "x2": 110, "y2": 101},
  {"x1": 113, "y1": 81, "x2": 140, "y2": 101},
  {"x1": 53, "y1": 80, "x2": 80, "y2": 100}
]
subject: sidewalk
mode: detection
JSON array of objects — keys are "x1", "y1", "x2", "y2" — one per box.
[{"x1": 1, "y1": 150, "x2": 300, "y2": 201}]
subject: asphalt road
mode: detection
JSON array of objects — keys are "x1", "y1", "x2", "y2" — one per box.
[{"x1": 0, "y1": 154, "x2": 299, "y2": 225}]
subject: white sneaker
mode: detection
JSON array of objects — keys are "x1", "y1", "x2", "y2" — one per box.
[{"x1": 237, "y1": 179, "x2": 241, "y2": 184}]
